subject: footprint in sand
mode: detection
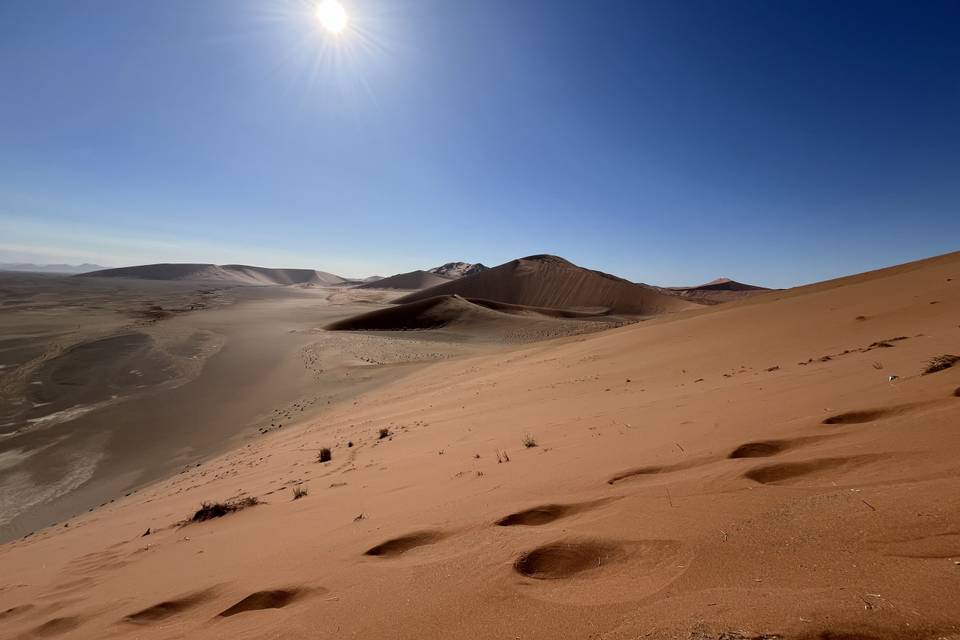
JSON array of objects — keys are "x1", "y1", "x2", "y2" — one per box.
[
  {"x1": 218, "y1": 587, "x2": 319, "y2": 617},
  {"x1": 495, "y1": 498, "x2": 613, "y2": 526},
  {"x1": 727, "y1": 436, "x2": 824, "y2": 459},
  {"x1": 513, "y1": 539, "x2": 624, "y2": 579},
  {"x1": 364, "y1": 531, "x2": 445, "y2": 557},
  {"x1": 512, "y1": 538, "x2": 682, "y2": 581},
  {"x1": 0, "y1": 604, "x2": 34, "y2": 620},
  {"x1": 123, "y1": 588, "x2": 218, "y2": 624},
  {"x1": 821, "y1": 403, "x2": 920, "y2": 425},
  {"x1": 21, "y1": 615, "x2": 83, "y2": 638},
  {"x1": 606, "y1": 457, "x2": 711, "y2": 485},
  {"x1": 743, "y1": 454, "x2": 882, "y2": 485}
]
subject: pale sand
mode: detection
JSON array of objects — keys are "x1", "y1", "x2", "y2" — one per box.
[{"x1": 1, "y1": 252, "x2": 959, "y2": 639}]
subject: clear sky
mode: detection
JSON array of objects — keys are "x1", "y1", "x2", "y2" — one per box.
[{"x1": 1, "y1": 0, "x2": 957, "y2": 286}]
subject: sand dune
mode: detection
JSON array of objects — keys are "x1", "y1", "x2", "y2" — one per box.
[
  {"x1": 397, "y1": 254, "x2": 699, "y2": 314},
  {"x1": 327, "y1": 295, "x2": 499, "y2": 330},
  {"x1": 326, "y1": 294, "x2": 622, "y2": 339},
  {"x1": 664, "y1": 277, "x2": 771, "y2": 304},
  {"x1": 80, "y1": 263, "x2": 350, "y2": 286},
  {"x1": 427, "y1": 262, "x2": 488, "y2": 278},
  {"x1": 355, "y1": 270, "x2": 453, "y2": 290},
  {"x1": 2, "y1": 251, "x2": 960, "y2": 639}
]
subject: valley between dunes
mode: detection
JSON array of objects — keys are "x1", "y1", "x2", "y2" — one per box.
[{"x1": 2, "y1": 252, "x2": 960, "y2": 639}]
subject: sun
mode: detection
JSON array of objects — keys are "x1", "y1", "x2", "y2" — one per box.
[{"x1": 315, "y1": 0, "x2": 349, "y2": 34}]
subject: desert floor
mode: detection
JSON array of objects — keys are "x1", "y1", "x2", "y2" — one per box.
[{"x1": 1, "y1": 254, "x2": 959, "y2": 639}]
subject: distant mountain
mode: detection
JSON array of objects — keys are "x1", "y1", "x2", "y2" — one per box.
[
  {"x1": 79, "y1": 263, "x2": 350, "y2": 286},
  {"x1": 0, "y1": 262, "x2": 105, "y2": 274},
  {"x1": 428, "y1": 262, "x2": 488, "y2": 279},
  {"x1": 397, "y1": 255, "x2": 699, "y2": 315},
  {"x1": 355, "y1": 270, "x2": 453, "y2": 290}
]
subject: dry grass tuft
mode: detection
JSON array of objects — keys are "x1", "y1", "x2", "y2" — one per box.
[
  {"x1": 378, "y1": 428, "x2": 391, "y2": 440},
  {"x1": 190, "y1": 496, "x2": 259, "y2": 523},
  {"x1": 923, "y1": 354, "x2": 959, "y2": 375},
  {"x1": 292, "y1": 484, "x2": 308, "y2": 500},
  {"x1": 318, "y1": 447, "x2": 332, "y2": 463},
  {"x1": 522, "y1": 434, "x2": 538, "y2": 448}
]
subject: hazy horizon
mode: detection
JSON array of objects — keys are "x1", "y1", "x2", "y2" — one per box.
[{"x1": 2, "y1": 0, "x2": 958, "y2": 287}]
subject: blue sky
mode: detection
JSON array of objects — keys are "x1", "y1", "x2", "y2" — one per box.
[{"x1": 1, "y1": 0, "x2": 957, "y2": 286}]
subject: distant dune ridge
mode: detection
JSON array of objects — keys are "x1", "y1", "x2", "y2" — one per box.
[
  {"x1": 358, "y1": 262, "x2": 489, "y2": 290},
  {"x1": 327, "y1": 295, "x2": 504, "y2": 330},
  {"x1": 664, "y1": 277, "x2": 771, "y2": 304},
  {"x1": 0, "y1": 262, "x2": 104, "y2": 274},
  {"x1": 354, "y1": 270, "x2": 453, "y2": 290},
  {"x1": 396, "y1": 255, "x2": 700, "y2": 315},
  {"x1": 80, "y1": 263, "x2": 350, "y2": 286},
  {"x1": 327, "y1": 294, "x2": 611, "y2": 332},
  {"x1": 427, "y1": 262, "x2": 489, "y2": 278}
]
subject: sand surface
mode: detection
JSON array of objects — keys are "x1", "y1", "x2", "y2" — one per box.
[{"x1": 1, "y1": 253, "x2": 959, "y2": 639}]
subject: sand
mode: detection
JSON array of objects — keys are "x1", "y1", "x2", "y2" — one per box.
[
  {"x1": 355, "y1": 270, "x2": 453, "y2": 290},
  {"x1": 80, "y1": 263, "x2": 351, "y2": 287},
  {"x1": 666, "y1": 278, "x2": 772, "y2": 305},
  {"x1": 0, "y1": 252, "x2": 959, "y2": 639},
  {"x1": 397, "y1": 254, "x2": 701, "y2": 314}
]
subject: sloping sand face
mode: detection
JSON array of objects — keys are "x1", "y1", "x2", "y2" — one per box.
[
  {"x1": 0, "y1": 252, "x2": 959, "y2": 639},
  {"x1": 0, "y1": 280, "x2": 468, "y2": 542}
]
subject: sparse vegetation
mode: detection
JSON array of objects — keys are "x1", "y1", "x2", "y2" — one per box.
[
  {"x1": 522, "y1": 434, "x2": 538, "y2": 448},
  {"x1": 923, "y1": 354, "x2": 960, "y2": 375},
  {"x1": 190, "y1": 496, "x2": 259, "y2": 523},
  {"x1": 496, "y1": 449, "x2": 510, "y2": 463},
  {"x1": 292, "y1": 484, "x2": 308, "y2": 500},
  {"x1": 379, "y1": 427, "x2": 391, "y2": 439},
  {"x1": 318, "y1": 447, "x2": 332, "y2": 463}
]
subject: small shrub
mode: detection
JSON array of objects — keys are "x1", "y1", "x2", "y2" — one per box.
[
  {"x1": 378, "y1": 428, "x2": 390, "y2": 439},
  {"x1": 191, "y1": 496, "x2": 259, "y2": 523},
  {"x1": 292, "y1": 485, "x2": 308, "y2": 500},
  {"x1": 522, "y1": 434, "x2": 537, "y2": 448},
  {"x1": 318, "y1": 447, "x2": 332, "y2": 463},
  {"x1": 923, "y1": 354, "x2": 960, "y2": 375}
]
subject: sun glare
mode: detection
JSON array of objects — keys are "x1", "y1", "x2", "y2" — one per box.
[{"x1": 315, "y1": 0, "x2": 349, "y2": 34}]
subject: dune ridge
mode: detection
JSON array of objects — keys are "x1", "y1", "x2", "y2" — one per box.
[
  {"x1": 396, "y1": 254, "x2": 699, "y2": 315},
  {"x1": 355, "y1": 270, "x2": 453, "y2": 290},
  {"x1": 79, "y1": 263, "x2": 350, "y2": 286}
]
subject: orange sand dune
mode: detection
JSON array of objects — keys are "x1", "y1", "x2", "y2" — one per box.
[
  {"x1": 2, "y1": 252, "x2": 960, "y2": 639},
  {"x1": 397, "y1": 254, "x2": 700, "y2": 315}
]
